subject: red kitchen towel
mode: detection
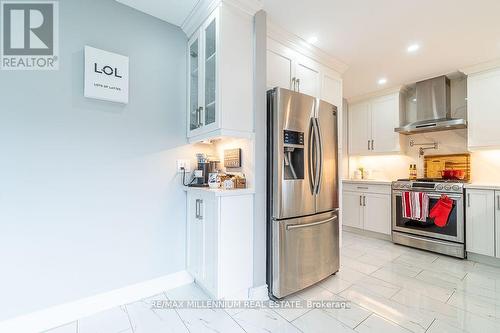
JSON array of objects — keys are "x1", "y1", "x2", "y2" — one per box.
[
  {"x1": 429, "y1": 195, "x2": 453, "y2": 227},
  {"x1": 402, "y1": 192, "x2": 429, "y2": 222}
]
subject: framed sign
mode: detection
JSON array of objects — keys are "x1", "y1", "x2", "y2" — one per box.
[{"x1": 84, "y1": 46, "x2": 129, "y2": 104}]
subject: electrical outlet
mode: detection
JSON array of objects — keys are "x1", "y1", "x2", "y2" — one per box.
[{"x1": 177, "y1": 160, "x2": 191, "y2": 172}]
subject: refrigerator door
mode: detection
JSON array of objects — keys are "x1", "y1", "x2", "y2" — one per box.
[
  {"x1": 270, "y1": 88, "x2": 317, "y2": 219},
  {"x1": 315, "y1": 100, "x2": 339, "y2": 213},
  {"x1": 271, "y1": 211, "x2": 339, "y2": 298}
]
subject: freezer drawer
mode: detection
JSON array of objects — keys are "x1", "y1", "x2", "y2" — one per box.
[{"x1": 270, "y1": 211, "x2": 339, "y2": 299}]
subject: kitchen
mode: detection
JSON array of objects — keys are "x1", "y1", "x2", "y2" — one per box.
[{"x1": 2, "y1": 0, "x2": 500, "y2": 333}]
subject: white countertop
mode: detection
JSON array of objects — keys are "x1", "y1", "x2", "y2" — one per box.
[
  {"x1": 465, "y1": 183, "x2": 500, "y2": 191},
  {"x1": 184, "y1": 187, "x2": 255, "y2": 196},
  {"x1": 342, "y1": 179, "x2": 393, "y2": 186}
]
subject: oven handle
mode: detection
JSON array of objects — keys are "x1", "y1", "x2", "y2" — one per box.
[{"x1": 392, "y1": 191, "x2": 463, "y2": 200}]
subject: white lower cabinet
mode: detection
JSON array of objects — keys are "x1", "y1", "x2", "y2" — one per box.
[
  {"x1": 187, "y1": 189, "x2": 253, "y2": 299},
  {"x1": 364, "y1": 193, "x2": 392, "y2": 235},
  {"x1": 342, "y1": 183, "x2": 391, "y2": 235},
  {"x1": 465, "y1": 188, "x2": 499, "y2": 257}
]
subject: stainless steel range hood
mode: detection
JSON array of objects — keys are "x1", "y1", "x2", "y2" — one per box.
[{"x1": 395, "y1": 76, "x2": 467, "y2": 134}]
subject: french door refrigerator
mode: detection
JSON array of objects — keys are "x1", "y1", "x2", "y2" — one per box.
[{"x1": 267, "y1": 87, "x2": 340, "y2": 299}]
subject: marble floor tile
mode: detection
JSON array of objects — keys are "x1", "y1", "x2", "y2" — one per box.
[
  {"x1": 342, "y1": 256, "x2": 381, "y2": 275},
  {"x1": 354, "y1": 314, "x2": 412, "y2": 333},
  {"x1": 447, "y1": 291, "x2": 500, "y2": 320},
  {"x1": 377, "y1": 261, "x2": 423, "y2": 278},
  {"x1": 392, "y1": 288, "x2": 500, "y2": 332},
  {"x1": 353, "y1": 275, "x2": 401, "y2": 298},
  {"x1": 232, "y1": 308, "x2": 301, "y2": 333},
  {"x1": 356, "y1": 253, "x2": 394, "y2": 267},
  {"x1": 291, "y1": 309, "x2": 355, "y2": 333},
  {"x1": 336, "y1": 266, "x2": 370, "y2": 284},
  {"x1": 125, "y1": 294, "x2": 188, "y2": 333},
  {"x1": 322, "y1": 294, "x2": 371, "y2": 328},
  {"x1": 318, "y1": 275, "x2": 353, "y2": 294},
  {"x1": 43, "y1": 322, "x2": 77, "y2": 333},
  {"x1": 339, "y1": 285, "x2": 434, "y2": 333},
  {"x1": 165, "y1": 283, "x2": 245, "y2": 333},
  {"x1": 426, "y1": 319, "x2": 468, "y2": 333},
  {"x1": 342, "y1": 245, "x2": 369, "y2": 259},
  {"x1": 371, "y1": 266, "x2": 454, "y2": 302},
  {"x1": 271, "y1": 295, "x2": 311, "y2": 322},
  {"x1": 78, "y1": 306, "x2": 132, "y2": 333}
]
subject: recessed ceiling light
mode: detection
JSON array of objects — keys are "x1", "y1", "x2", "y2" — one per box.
[
  {"x1": 307, "y1": 36, "x2": 318, "y2": 44},
  {"x1": 378, "y1": 78, "x2": 387, "y2": 85},
  {"x1": 407, "y1": 43, "x2": 420, "y2": 53}
]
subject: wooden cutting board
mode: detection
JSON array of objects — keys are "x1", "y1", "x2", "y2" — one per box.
[{"x1": 424, "y1": 154, "x2": 470, "y2": 180}]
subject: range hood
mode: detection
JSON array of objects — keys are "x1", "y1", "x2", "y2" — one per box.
[{"x1": 395, "y1": 76, "x2": 467, "y2": 134}]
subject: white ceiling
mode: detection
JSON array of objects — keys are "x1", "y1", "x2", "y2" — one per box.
[
  {"x1": 115, "y1": 0, "x2": 199, "y2": 26},
  {"x1": 262, "y1": 0, "x2": 500, "y2": 98}
]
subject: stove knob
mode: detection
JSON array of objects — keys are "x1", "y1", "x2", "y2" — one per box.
[
  {"x1": 444, "y1": 185, "x2": 451, "y2": 191},
  {"x1": 405, "y1": 184, "x2": 411, "y2": 189},
  {"x1": 452, "y1": 185, "x2": 460, "y2": 191},
  {"x1": 436, "y1": 185, "x2": 444, "y2": 190}
]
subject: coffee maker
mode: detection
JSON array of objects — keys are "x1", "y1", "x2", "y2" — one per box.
[{"x1": 190, "y1": 154, "x2": 219, "y2": 187}]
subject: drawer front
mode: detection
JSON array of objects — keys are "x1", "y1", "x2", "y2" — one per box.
[{"x1": 343, "y1": 183, "x2": 391, "y2": 195}]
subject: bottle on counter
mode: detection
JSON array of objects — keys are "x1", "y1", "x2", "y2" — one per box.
[{"x1": 409, "y1": 164, "x2": 417, "y2": 180}]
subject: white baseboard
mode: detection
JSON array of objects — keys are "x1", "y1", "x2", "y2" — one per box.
[
  {"x1": 0, "y1": 270, "x2": 193, "y2": 333},
  {"x1": 467, "y1": 252, "x2": 500, "y2": 267},
  {"x1": 248, "y1": 284, "x2": 269, "y2": 300}
]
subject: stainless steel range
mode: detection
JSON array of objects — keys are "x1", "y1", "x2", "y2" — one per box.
[{"x1": 392, "y1": 179, "x2": 466, "y2": 258}]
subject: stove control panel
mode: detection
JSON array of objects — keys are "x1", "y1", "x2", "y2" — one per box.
[{"x1": 392, "y1": 181, "x2": 465, "y2": 193}]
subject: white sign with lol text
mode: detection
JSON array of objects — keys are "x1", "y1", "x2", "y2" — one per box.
[{"x1": 84, "y1": 46, "x2": 129, "y2": 104}]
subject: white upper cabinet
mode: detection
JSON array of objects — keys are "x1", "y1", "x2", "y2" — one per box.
[
  {"x1": 348, "y1": 92, "x2": 402, "y2": 155},
  {"x1": 370, "y1": 94, "x2": 400, "y2": 153},
  {"x1": 467, "y1": 68, "x2": 500, "y2": 149},
  {"x1": 348, "y1": 102, "x2": 371, "y2": 155},
  {"x1": 266, "y1": 38, "x2": 342, "y2": 104},
  {"x1": 267, "y1": 49, "x2": 293, "y2": 90},
  {"x1": 186, "y1": 3, "x2": 255, "y2": 142},
  {"x1": 294, "y1": 57, "x2": 320, "y2": 97}
]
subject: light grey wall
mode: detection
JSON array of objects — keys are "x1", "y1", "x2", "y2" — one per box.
[{"x1": 0, "y1": 0, "x2": 200, "y2": 320}]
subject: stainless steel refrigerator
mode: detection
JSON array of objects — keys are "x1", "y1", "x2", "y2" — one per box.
[{"x1": 267, "y1": 87, "x2": 340, "y2": 299}]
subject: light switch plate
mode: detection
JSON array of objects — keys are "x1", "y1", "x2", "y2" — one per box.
[{"x1": 177, "y1": 160, "x2": 191, "y2": 172}]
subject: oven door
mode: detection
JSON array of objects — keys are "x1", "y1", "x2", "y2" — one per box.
[{"x1": 392, "y1": 190, "x2": 464, "y2": 243}]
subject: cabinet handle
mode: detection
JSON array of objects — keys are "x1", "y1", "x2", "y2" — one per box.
[
  {"x1": 195, "y1": 199, "x2": 199, "y2": 218},
  {"x1": 197, "y1": 107, "x2": 203, "y2": 127},
  {"x1": 198, "y1": 200, "x2": 203, "y2": 220},
  {"x1": 359, "y1": 195, "x2": 362, "y2": 206},
  {"x1": 371, "y1": 140, "x2": 374, "y2": 151},
  {"x1": 467, "y1": 193, "x2": 470, "y2": 208},
  {"x1": 296, "y1": 79, "x2": 300, "y2": 92},
  {"x1": 363, "y1": 196, "x2": 366, "y2": 206},
  {"x1": 497, "y1": 195, "x2": 500, "y2": 210},
  {"x1": 367, "y1": 140, "x2": 370, "y2": 150},
  {"x1": 357, "y1": 187, "x2": 369, "y2": 190},
  {"x1": 291, "y1": 77, "x2": 296, "y2": 91}
]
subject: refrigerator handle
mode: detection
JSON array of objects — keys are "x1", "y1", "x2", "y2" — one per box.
[
  {"x1": 308, "y1": 119, "x2": 316, "y2": 195},
  {"x1": 313, "y1": 118, "x2": 323, "y2": 195}
]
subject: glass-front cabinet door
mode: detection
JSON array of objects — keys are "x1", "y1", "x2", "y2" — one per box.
[
  {"x1": 188, "y1": 34, "x2": 201, "y2": 131},
  {"x1": 203, "y1": 16, "x2": 217, "y2": 127}
]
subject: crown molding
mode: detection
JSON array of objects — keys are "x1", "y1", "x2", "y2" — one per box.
[
  {"x1": 460, "y1": 58, "x2": 500, "y2": 76},
  {"x1": 347, "y1": 86, "x2": 403, "y2": 104},
  {"x1": 267, "y1": 20, "x2": 349, "y2": 75},
  {"x1": 182, "y1": 0, "x2": 262, "y2": 38}
]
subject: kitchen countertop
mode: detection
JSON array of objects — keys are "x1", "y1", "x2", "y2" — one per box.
[
  {"x1": 465, "y1": 183, "x2": 500, "y2": 191},
  {"x1": 342, "y1": 179, "x2": 393, "y2": 186},
  {"x1": 184, "y1": 187, "x2": 255, "y2": 196}
]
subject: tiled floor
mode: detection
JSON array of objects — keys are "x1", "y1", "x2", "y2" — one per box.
[{"x1": 45, "y1": 231, "x2": 500, "y2": 333}]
